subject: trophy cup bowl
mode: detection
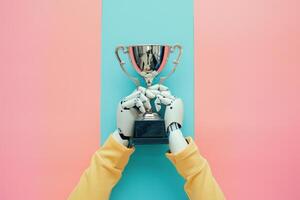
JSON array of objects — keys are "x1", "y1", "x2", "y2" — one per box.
[
  {"x1": 115, "y1": 44, "x2": 182, "y2": 145},
  {"x1": 128, "y1": 45, "x2": 170, "y2": 86}
]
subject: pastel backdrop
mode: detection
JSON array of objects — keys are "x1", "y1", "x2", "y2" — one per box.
[
  {"x1": 1, "y1": 0, "x2": 299, "y2": 200},
  {"x1": 195, "y1": 0, "x2": 300, "y2": 199}
]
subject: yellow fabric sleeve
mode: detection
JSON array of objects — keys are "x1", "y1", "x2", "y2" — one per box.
[
  {"x1": 166, "y1": 137, "x2": 225, "y2": 200},
  {"x1": 68, "y1": 135, "x2": 134, "y2": 200},
  {"x1": 69, "y1": 135, "x2": 224, "y2": 200}
]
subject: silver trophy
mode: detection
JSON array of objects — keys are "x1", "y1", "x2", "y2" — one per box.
[{"x1": 115, "y1": 44, "x2": 182, "y2": 144}]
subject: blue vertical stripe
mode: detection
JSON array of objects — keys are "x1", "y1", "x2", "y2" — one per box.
[{"x1": 101, "y1": 0, "x2": 194, "y2": 199}]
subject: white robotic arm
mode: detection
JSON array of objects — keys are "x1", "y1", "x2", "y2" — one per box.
[
  {"x1": 168, "y1": 123, "x2": 188, "y2": 154},
  {"x1": 149, "y1": 84, "x2": 188, "y2": 154}
]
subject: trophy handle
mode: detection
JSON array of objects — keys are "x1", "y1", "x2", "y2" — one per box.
[
  {"x1": 115, "y1": 46, "x2": 140, "y2": 86},
  {"x1": 159, "y1": 44, "x2": 183, "y2": 84}
]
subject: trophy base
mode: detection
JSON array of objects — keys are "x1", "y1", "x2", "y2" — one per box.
[{"x1": 133, "y1": 113, "x2": 168, "y2": 145}]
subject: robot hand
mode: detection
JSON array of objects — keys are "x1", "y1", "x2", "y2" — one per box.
[
  {"x1": 149, "y1": 84, "x2": 183, "y2": 130},
  {"x1": 113, "y1": 86, "x2": 156, "y2": 146},
  {"x1": 149, "y1": 84, "x2": 188, "y2": 154}
]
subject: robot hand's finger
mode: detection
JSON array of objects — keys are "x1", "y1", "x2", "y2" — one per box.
[
  {"x1": 158, "y1": 84, "x2": 169, "y2": 91},
  {"x1": 148, "y1": 84, "x2": 159, "y2": 90},
  {"x1": 148, "y1": 84, "x2": 169, "y2": 92},
  {"x1": 124, "y1": 90, "x2": 141, "y2": 101},
  {"x1": 157, "y1": 94, "x2": 173, "y2": 106},
  {"x1": 160, "y1": 91, "x2": 176, "y2": 100},
  {"x1": 136, "y1": 85, "x2": 156, "y2": 99},
  {"x1": 121, "y1": 98, "x2": 137, "y2": 109},
  {"x1": 135, "y1": 98, "x2": 146, "y2": 113},
  {"x1": 137, "y1": 86, "x2": 146, "y2": 94},
  {"x1": 154, "y1": 97, "x2": 162, "y2": 112},
  {"x1": 145, "y1": 89, "x2": 156, "y2": 99},
  {"x1": 139, "y1": 93, "x2": 151, "y2": 110}
]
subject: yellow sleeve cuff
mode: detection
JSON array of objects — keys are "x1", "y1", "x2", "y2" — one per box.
[
  {"x1": 97, "y1": 135, "x2": 135, "y2": 171},
  {"x1": 166, "y1": 137, "x2": 207, "y2": 178}
]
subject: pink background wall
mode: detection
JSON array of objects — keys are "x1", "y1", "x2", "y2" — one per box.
[
  {"x1": 1, "y1": 0, "x2": 299, "y2": 199},
  {"x1": 195, "y1": 0, "x2": 300, "y2": 199},
  {"x1": 1, "y1": 0, "x2": 101, "y2": 199}
]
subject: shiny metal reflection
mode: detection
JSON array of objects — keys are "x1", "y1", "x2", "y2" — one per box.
[
  {"x1": 115, "y1": 44, "x2": 182, "y2": 87},
  {"x1": 130, "y1": 45, "x2": 167, "y2": 73}
]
